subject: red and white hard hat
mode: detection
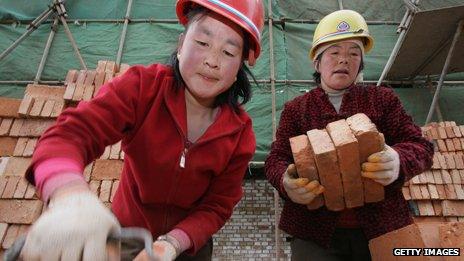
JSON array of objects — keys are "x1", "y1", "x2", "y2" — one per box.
[{"x1": 176, "y1": 0, "x2": 264, "y2": 66}]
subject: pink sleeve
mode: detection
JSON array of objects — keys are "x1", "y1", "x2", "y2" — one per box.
[
  {"x1": 168, "y1": 229, "x2": 192, "y2": 253},
  {"x1": 34, "y1": 158, "x2": 86, "y2": 202}
]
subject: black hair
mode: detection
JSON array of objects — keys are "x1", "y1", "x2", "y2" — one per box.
[
  {"x1": 312, "y1": 51, "x2": 365, "y2": 84},
  {"x1": 167, "y1": 5, "x2": 257, "y2": 113}
]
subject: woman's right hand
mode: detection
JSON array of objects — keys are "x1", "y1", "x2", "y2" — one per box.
[
  {"x1": 21, "y1": 184, "x2": 121, "y2": 261},
  {"x1": 283, "y1": 164, "x2": 325, "y2": 205}
]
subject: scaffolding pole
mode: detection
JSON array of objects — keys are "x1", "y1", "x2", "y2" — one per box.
[
  {"x1": 425, "y1": 20, "x2": 463, "y2": 124},
  {"x1": 35, "y1": 17, "x2": 59, "y2": 83},
  {"x1": 377, "y1": 0, "x2": 420, "y2": 86},
  {"x1": 116, "y1": 0, "x2": 134, "y2": 66},
  {"x1": 338, "y1": 0, "x2": 344, "y2": 10}
]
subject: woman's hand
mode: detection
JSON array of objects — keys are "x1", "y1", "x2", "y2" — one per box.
[
  {"x1": 362, "y1": 145, "x2": 400, "y2": 186},
  {"x1": 283, "y1": 164, "x2": 325, "y2": 204}
]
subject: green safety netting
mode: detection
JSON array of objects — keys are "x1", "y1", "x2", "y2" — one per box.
[{"x1": 1, "y1": 0, "x2": 464, "y2": 162}]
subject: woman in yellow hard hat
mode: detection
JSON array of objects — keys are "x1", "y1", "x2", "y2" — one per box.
[
  {"x1": 265, "y1": 9, "x2": 433, "y2": 260},
  {"x1": 21, "y1": 1, "x2": 264, "y2": 260}
]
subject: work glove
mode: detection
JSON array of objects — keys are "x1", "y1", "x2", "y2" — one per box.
[
  {"x1": 283, "y1": 164, "x2": 325, "y2": 205},
  {"x1": 362, "y1": 145, "x2": 400, "y2": 186},
  {"x1": 134, "y1": 235, "x2": 179, "y2": 261},
  {"x1": 21, "y1": 187, "x2": 121, "y2": 261}
]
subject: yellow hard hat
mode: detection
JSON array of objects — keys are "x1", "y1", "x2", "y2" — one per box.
[{"x1": 309, "y1": 9, "x2": 374, "y2": 60}]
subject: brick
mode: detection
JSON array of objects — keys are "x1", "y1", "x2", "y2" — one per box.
[
  {"x1": 24, "y1": 84, "x2": 65, "y2": 100},
  {"x1": 444, "y1": 126, "x2": 455, "y2": 138},
  {"x1": 119, "y1": 63, "x2": 131, "y2": 74},
  {"x1": 0, "y1": 223, "x2": 7, "y2": 244},
  {"x1": 442, "y1": 170, "x2": 453, "y2": 184},
  {"x1": 439, "y1": 222, "x2": 464, "y2": 259},
  {"x1": 84, "y1": 70, "x2": 97, "y2": 86},
  {"x1": 94, "y1": 71, "x2": 106, "y2": 95},
  {"x1": 50, "y1": 100, "x2": 64, "y2": 117},
  {"x1": 413, "y1": 216, "x2": 445, "y2": 223},
  {"x1": 120, "y1": 150, "x2": 125, "y2": 160},
  {"x1": 461, "y1": 170, "x2": 464, "y2": 184},
  {"x1": 431, "y1": 153, "x2": 440, "y2": 169},
  {"x1": 0, "y1": 137, "x2": 17, "y2": 156},
  {"x1": 1, "y1": 176, "x2": 20, "y2": 198},
  {"x1": 445, "y1": 139, "x2": 456, "y2": 152},
  {"x1": 445, "y1": 217, "x2": 459, "y2": 222},
  {"x1": 29, "y1": 98, "x2": 45, "y2": 117},
  {"x1": 436, "y1": 184, "x2": 447, "y2": 199},
  {"x1": 444, "y1": 184, "x2": 457, "y2": 199},
  {"x1": 12, "y1": 178, "x2": 28, "y2": 199},
  {"x1": 432, "y1": 170, "x2": 444, "y2": 184},
  {"x1": 452, "y1": 126, "x2": 462, "y2": 138},
  {"x1": 110, "y1": 180, "x2": 119, "y2": 202},
  {"x1": 82, "y1": 84, "x2": 95, "y2": 101},
  {"x1": 22, "y1": 138, "x2": 37, "y2": 157},
  {"x1": 105, "y1": 61, "x2": 117, "y2": 74},
  {"x1": 445, "y1": 154, "x2": 456, "y2": 169},
  {"x1": 40, "y1": 100, "x2": 55, "y2": 117},
  {"x1": 17, "y1": 119, "x2": 54, "y2": 137},
  {"x1": 454, "y1": 184, "x2": 464, "y2": 200},
  {"x1": 410, "y1": 175, "x2": 421, "y2": 184},
  {"x1": 432, "y1": 200, "x2": 443, "y2": 216},
  {"x1": 430, "y1": 127, "x2": 439, "y2": 139},
  {"x1": 437, "y1": 139, "x2": 447, "y2": 152},
  {"x1": 437, "y1": 153, "x2": 448, "y2": 169},
  {"x1": 0, "y1": 157, "x2": 8, "y2": 176},
  {"x1": 0, "y1": 200, "x2": 43, "y2": 224},
  {"x1": 409, "y1": 185, "x2": 422, "y2": 200},
  {"x1": 0, "y1": 176, "x2": 8, "y2": 195},
  {"x1": 24, "y1": 183, "x2": 37, "y2": 199},
  {"x1": 9, "y1": 119, "x2": 24, "y2": 136},
  {"x1": 307, "y1": 129, "x2": 344, "y2": 211},
  {"x1": 72, "y1": 82, "x2": 85, "y2": 101},
  {"x1": 417, "y1": 172, "x2": 428, "y2": 184},
  {"x1": 327, "y1": 119, "x2": 363, "y2": 208},
  {"x1": 92, "y1": 159, "x2": 123, "y2": 180},
  {"x1": 427, "y1": 184, "x2": 439, "y2": 199},
  {"x1": 289, "y1": 134, "x2": 323, "y2": 209},
  {"x1": 96, "y1": 60, "x2": 107, "y2": 72},
  {"x1": 64, "y1": 69, "x2": 79, "y2": 85},
  {"x1": 402, "y1": 186, "x2": 411, "y2": 200},
  {"x1": 17, "y1": 96, "x2": 34, "y2": 116},
  {"x1": 83, "y1": 162, "x2": 93, "y2": 182},
  {"x1": 419, "y1": 184, "x2": 430, "y2": 199},
  {"x1": 417, "y1": 200, "x2": 435, "y2": 216},
  {"x1": 460, "y1": 126, "x2": 464, "y2": 137},
  {"x1": 441, "y1": 200, "x2": 464, "y2": 216},
  {"x1": 369, "y1": 223, "x2": 429, "y2": 261},
  {"x1": 346, "y1": 113, "x2": 384, "y2": 203},
  {"x1": 104, "y1": 72, "x2": 114, "y2": 84},
  {"x1": 446, "y1": 121, "x2": 456, "y2": 127},
  {"x1": 454, "y1": 154, "x2": 464, "y2": 169},
  {"x1": 13, "y1": 137, "x2": 28, "y2": 156},
  {"x1": 3, "y1": 157, "x2": 31, "y2": 177},
  {"x1": 437, "y1": 127, "x2": 447, "y2": 139},
  {"x1": 0, "y1": 98, "x2": 20, "y2": 118},
  {"x1": 0, "y1": 118, "x2": 13, "y2": 136},
  {"x1": 110, "y1": 141, "x2": 122, "y2": 160},
  {"x1": 425, "y1": 170, "x2": 435, "y2": 184},
  {"x1": 63, "y1": 82, "x2": 76, "y2": 100},
  {"x1": 89, "y1": 180, "x2": 100, "y2": 195},
  {"x1": 450, "y1": 170, "x2": 461, "y2": 184},
  {"x1": 453, "y1": 138, "x2": 462, "y2": 151},
  {"x1": 99, "y1": 180, "x2": 112, "y2": 202},
  {"x1": 2, "y1": 225, "x2": 19, "y2": 249}
]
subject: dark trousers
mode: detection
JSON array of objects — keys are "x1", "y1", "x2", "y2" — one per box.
[
  {"x1": 121, "y1": 238, "x2": 213, "y2": 261},
  {"x1": 291, "y1": 228, "x2": 371, "y2": 261}
]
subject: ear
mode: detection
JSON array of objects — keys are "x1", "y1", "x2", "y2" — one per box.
[
  {"x1": 313, "y1": 59, "x2": 320, "y2": 73},
  {"x1": 177, "y1": 33, "x2": 185, "y2": 55}
]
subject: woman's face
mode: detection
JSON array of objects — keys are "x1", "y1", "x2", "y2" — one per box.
[
  {"x1": 177, "y1": 12, "x2": 244, "y2": 107},
  {"x1": 315, "y1": 41, "x2": 362, "y2": 92}
]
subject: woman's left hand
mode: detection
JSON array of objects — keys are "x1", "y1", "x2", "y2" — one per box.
[
  {"x1": 134, "y1": 240, "x2": 177, "y2": 261},
  {"x1": 361, "y1": 145, "x2": 400, "y2": 186}
]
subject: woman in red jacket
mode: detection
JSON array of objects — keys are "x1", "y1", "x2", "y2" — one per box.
[
  {"x1": 265, "y1": 9, "x2": 433, "y2": 260},
  {"x1": 21, "y1": 1, "x2": 264, "y2": 260}
]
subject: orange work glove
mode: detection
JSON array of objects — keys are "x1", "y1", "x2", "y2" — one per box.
[
  {"x1": 283, "y1": 164, "x2": 325, "y2": 205},
  {"x1": 362, "y1": 145, "x2": 400, "y2": 186}
]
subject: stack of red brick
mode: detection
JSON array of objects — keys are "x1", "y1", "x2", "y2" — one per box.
[
  {"x1": 290, "y1": 113, "x2": 385, "y2": 211},
  {"x1": 403, "y1": 122, "x2": 464, "y2": 222},
  {"x1": 0, "y1": 61, "x2": 128, "y2": 257}
]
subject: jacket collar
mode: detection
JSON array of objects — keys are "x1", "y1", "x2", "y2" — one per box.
[{"x1": 163, "y1": 74, "x2": 246, "y2": 143}]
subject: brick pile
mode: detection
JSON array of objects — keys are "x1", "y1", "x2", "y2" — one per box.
[
  {"x1": 404, "y1": 122, "x2": 464, "y2": 222},
  {"x1": 290, "y1": 113, "x2": 385, "y2": 211}
]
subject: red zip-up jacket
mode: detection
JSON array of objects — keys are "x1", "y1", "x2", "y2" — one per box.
[
  {"x1": 26, "y1": 64, "x2": 256, "y2": 253},
  {"x1": 265, "y1": 85, "x2": 433, "y2": 248}
]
